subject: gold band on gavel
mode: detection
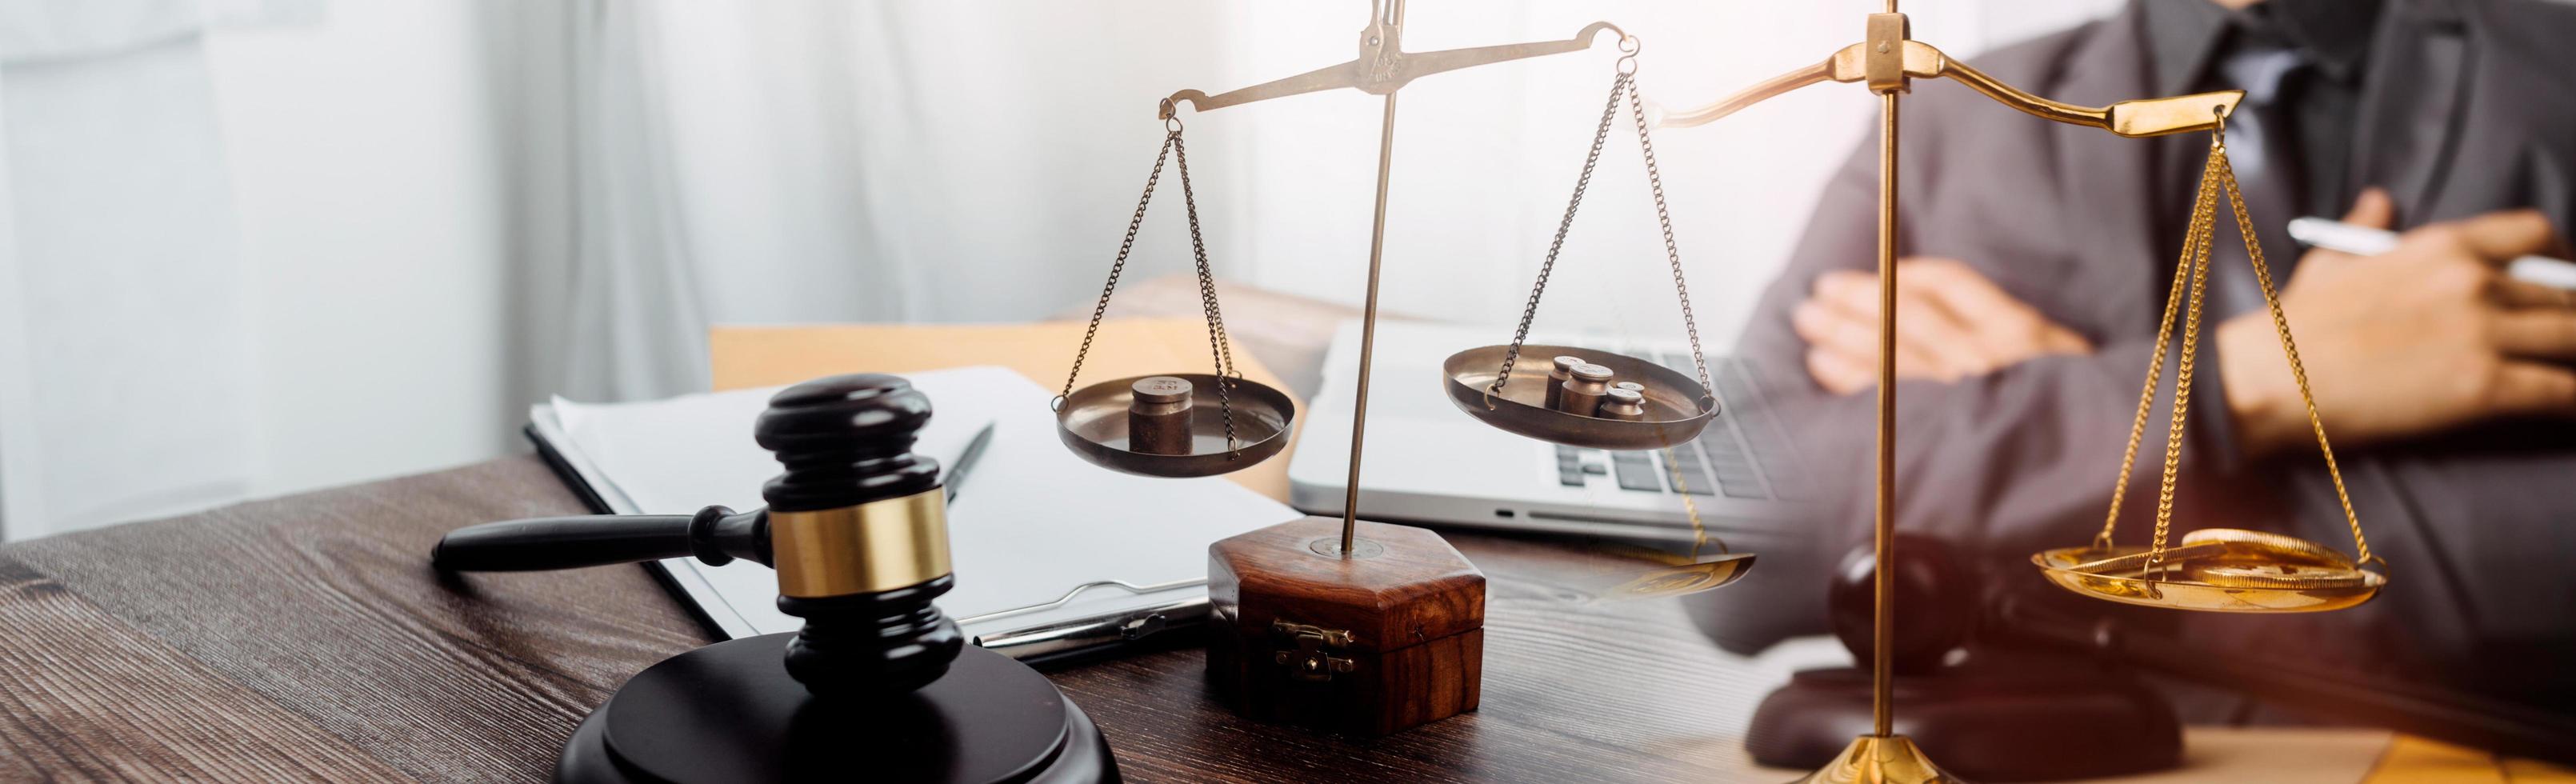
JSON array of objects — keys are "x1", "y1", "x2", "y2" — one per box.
[{"x1": 769, "y1": 489, "x2": 950, "y2": 598}]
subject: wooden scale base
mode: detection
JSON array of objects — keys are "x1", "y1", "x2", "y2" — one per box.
[
  {"x1": 557, "y1": 633, "x2": 1118, "y2": 784},
  {"x1": 1207, "y1": 517, "x2": 1486, "y2": 736}
]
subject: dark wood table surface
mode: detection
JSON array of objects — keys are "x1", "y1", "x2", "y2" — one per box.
[{"x1": 0, "y1": 455, "x2": 1802, "y2": 783}]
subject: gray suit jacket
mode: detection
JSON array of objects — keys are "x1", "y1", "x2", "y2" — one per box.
[{"x1": 1698, "y1": 0, "x2": 2576, "y2": 714}]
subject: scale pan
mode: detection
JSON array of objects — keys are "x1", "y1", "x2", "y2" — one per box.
[
  {"x1": 1610, "y1": 553, "x2": 1758, "y2": 598},
  {"x1": 1442, "y1": 344, "x2": 1717, "y2": 450},
  {"x1": 1055, "y1": 373, "x2": 1294, "y2": 478},
  {"x1": 2031, "y1": 546, "x2": 2383, "y2": 614}
]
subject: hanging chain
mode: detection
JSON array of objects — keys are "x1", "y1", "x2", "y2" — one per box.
[
  {"x1": 1490, "y1": 39, "x2": 1715, "y2": 408},
  {"x1": 1490, "y1": 67, "x2": 1628, "y2": 400},
  {"x1": 1170, "y1": 129, "x2": 1242, "y2": 454},
  {"x1": 2096, "y1": 147, "x2": 2222, "y2": 551},
  {"x1": 1626, "y1": 65, "x2": 1717, "y2": 404},
  {"x1": 2146, "y1": 157, "x2": 2217, "y2": 566},
  {"x1": 1661, "y1": 446, "x2": 1726, "y2": 560},
  {"x1": 2218, "y1": 142, "x2": 2371, "y2": 566},
  {"x1": 2096, "y1": 110, "x2": 2373, "y2": 569},
  {"x1": 1058, "y1": 130, "x2": 1174, "y2": 410},
  {"x1": 1054, "y1": 114, "x2": 1242, "y2": 454}
]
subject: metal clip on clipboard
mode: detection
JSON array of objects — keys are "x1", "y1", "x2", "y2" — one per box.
[{"x1": 965, "y1": 578, "x2": 1209, "y2": 662}]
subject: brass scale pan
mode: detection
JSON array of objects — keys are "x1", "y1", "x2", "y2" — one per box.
[
  {"x1": 1055, "y1": 374, "x2": 1296, "y2": 478},
  {"x1": 1440, "y1": 343, "x2": 1718, "y2": 451},
  {"x1": 1445, "y1": 344, "x2": 1752, "y2": 596}
]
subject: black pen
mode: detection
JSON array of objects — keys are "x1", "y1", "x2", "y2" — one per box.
[{"x1": 945, "y1": 422, "x2": 997, "y2": 504}]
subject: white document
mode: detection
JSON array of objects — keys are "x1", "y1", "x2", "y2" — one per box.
[{"x1": 534, "y1": 366, "x2": 1301, "y2": 646}]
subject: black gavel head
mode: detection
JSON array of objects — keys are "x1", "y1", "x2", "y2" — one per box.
[
  {"x1": 754, "y1": 374, "x2": 964, "y2": 697},
  {"x1": 756, "y1": 373, "x2": 942, "y2": 512},
  {"x1": 1827, "y1": 534, "x2": 1976, "y2": 675}
]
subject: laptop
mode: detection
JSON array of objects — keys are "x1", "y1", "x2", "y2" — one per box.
[{"x1": 1288, "y1": 320, "x2": 1817, "y2": 546}]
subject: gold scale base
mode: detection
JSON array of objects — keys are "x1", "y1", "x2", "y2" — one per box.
[{"x1": 1793, "y1": 735, "x2": 1956, "y2": 784}]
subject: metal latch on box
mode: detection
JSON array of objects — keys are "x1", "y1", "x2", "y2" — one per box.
[{"x1": 1270, "y1": 620, "x2": 1357, "y2": 682}]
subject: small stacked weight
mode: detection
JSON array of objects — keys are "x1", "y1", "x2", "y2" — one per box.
[{"x1": 1551, "y1": 360, "x2": 1652, "y2": 420}]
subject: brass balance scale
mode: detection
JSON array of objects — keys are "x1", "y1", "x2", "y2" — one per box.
[
  {"x1": 1049, "y1": 0, "x2": 1754, "y2": 594},
  {"x1": 1048, "y1": 1, "x2": 2390, "y2": 779}
]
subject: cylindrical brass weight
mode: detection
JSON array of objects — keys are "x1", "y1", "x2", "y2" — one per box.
[
  {"x1": 1128, "y1": 376, "x2": 1195, "y2": 455},
  {"x1": 1546, "y1": 355, "x2": 1588, "y2": 409},
  {"x1": 1600, "y1": 387, "x2": 1647, "y2": 421},
  {"x1": 1559, "y1": 363, "x2": 1615, "y2": 417}
]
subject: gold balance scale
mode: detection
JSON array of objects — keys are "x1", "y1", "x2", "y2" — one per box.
[{"x1": 1046, "y1": 1, "x2": 2389, "y2": 779}]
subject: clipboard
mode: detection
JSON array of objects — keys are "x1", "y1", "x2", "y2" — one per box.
[{"x1": 529, "y1": 405, "x2": 1232, "y2": 662}]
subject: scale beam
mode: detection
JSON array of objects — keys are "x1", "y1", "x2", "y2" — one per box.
[
  {"x1": 1161, "y1": 4, "x2": 1622, "y2": 117},
  {"x1": 1654, "y1": 39, "x2": 2243, "y2": 138}
]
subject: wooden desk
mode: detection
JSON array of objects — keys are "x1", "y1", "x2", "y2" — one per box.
[
  {"x1": 0, "y1": 455, "x2": 1798, "y2": 782},
  {"x1": 0, "y1": 319, "x2": 2562, "y2": 782},
  {"x1": 9, "y1": 456, "x2": 2538, "y2": 783}
]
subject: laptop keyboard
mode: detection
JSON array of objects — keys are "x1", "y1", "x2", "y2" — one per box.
[{"x1": 1552, "y1": 352, "x2": 1810, "y2": 501}]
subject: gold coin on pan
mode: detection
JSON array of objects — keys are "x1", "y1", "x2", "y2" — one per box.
[
  {"x1": 2180, "y1": 529, "x2": 2357, "y2": 569},
  {"x1": 2066, "y1": 542, "x2": 2229, "y2": 577},
  {"x1": 2186, "y1": 562, "x2": 2370, "y2": 589}
]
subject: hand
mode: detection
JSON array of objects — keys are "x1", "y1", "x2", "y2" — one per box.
[
  {"x1": 2218, "y1": 188, "x2": 2576, "y2": 458},
  {"x1": 1794, "y1": 258, "x2": 2094, "y2": 394}
]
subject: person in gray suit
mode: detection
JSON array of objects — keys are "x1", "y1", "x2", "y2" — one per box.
[{"x1": 1699, "y1": 0, "x2": 2576, "y2": 724}]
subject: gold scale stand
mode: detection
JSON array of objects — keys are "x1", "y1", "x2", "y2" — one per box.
[{"x1": 1053, "y1": 0, "x2": 2391, "y2": 777}]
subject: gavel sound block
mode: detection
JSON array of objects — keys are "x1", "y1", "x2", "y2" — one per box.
[
  {"x1": 434, "y1": 374, "x2": 1118, "y2": 784},
  {"x1": 1207, "y1": 517, "x2": 1486, "y2": 736}
]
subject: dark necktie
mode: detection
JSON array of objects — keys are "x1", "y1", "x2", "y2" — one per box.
[{"x1": 2206, "y1": 45, "x2": 2309, "y2": 319}]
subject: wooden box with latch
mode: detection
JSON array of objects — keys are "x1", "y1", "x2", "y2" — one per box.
[{"x1": 1206, "y1": 516, "x2": 1485, "y2": 736}]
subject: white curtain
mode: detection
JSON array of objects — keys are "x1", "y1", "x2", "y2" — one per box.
[
  {"x1": 0, "y1": 0, "x2": 319, "y2": 541},
  {"x1": 494, "y1": 2, "x2": 1259, "y2": 405}
]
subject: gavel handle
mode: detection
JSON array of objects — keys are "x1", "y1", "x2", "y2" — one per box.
[{"x1": 432, "y1": 505, "x2": 769, "y2": 572}]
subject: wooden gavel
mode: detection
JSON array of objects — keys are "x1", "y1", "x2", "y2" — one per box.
[{"x1": 433, "y1": 374, "x2": 962, "y2": 696}]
